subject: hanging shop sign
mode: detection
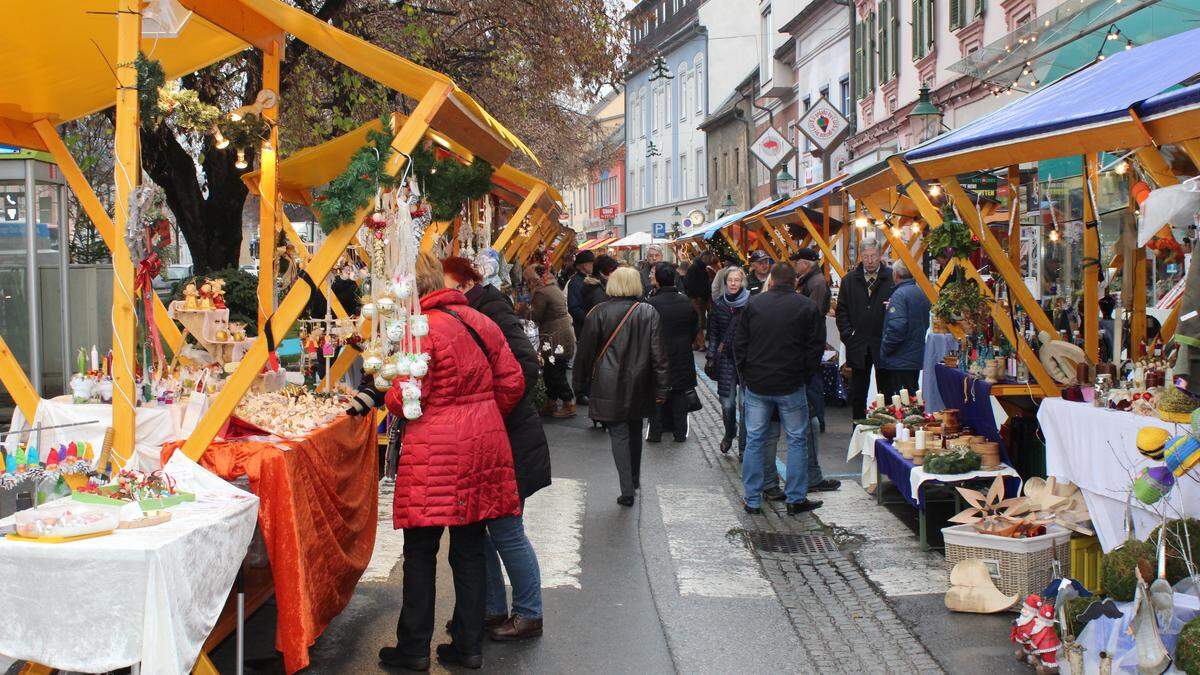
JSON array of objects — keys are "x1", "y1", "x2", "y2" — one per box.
[
  {"x1": 796, "y1": 97, "x2": 850, "y2": 155},
  {"x1": 750, "y1": 126, "x2": 794, "y2": 170}
]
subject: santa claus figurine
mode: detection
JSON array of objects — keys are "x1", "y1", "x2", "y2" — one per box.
[
  {"x1": 1011, "y1": 595, "x2": 1041, "y2": 661},
  {"x1": 1026, "y1": 602, "x2": 1061, "y2": 673}
]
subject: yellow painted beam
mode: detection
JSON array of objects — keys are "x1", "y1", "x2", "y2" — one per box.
[
  {"x1": 182, "y1": 82, "x2": 453, "y2": 460},
  {"x1": 1007, "y1": 165, "x2": 1021, "y2": 272},
  {"x1": 419, "y1": 219, "x2": 453, "y2": 253},
  {"x1": 322, "y1": 317, "x2": 368, "y2": 392},
  {"x1": 517, "y1": 214, "x2": 551, "y2": 264},
  {"x1": 0, "y1": 333, "x2": 38, "y2": 420},
  {"x1": 257, "y1": 37, "x2": 282, "y2": 333},
  {"x1": 110, "y1": 0, "x2": 141, "y2": 467},
  {"x1": 1135, "y1": 146, "x2": 1179, "y2": 188},
  {"x1": 859, "y1": 194, "x2": 940, "y2": 305},
  {"x1": 942, "y1": 177, "x2": 1057, "y2": 338},
  {"x1": 549, "y1": 233, "x2": 572, "y2": 266},
  {"x1": 887, "y1": 156, "x2": 942, "y2": 226},
  {"x1": 192, "y1": 652, "x2": 219, "y2": 675},
  {"x1": 279, "y1": 212, "x2": 351, "y2": 320},
  {"x1": 797, "y1": 216, "x2": 846, "y2": 278},
  {"x1": 32, "y1": 120, "x2": 183, "y2": 354},
  {"x1": 718, "y1": 229, "x2": 747, "y2": 263},
  {"x1": 492, "y1": 185, "x2": 544, "y2": 255}
]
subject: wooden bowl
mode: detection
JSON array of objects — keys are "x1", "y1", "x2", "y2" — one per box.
[
  {"x1": 896, "y1": 439, "x2": 916, "y2": 459},
  {"x1": 880, "y1": 423, "x2": 897, "y2": 440},
  {"x1": 972, "y1": 441, "x2": 1002, "y2": 469}
]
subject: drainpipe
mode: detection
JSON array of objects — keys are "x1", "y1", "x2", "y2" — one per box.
[{"x1": 832, "y1": 0, "x2": 856, "y2": 135}]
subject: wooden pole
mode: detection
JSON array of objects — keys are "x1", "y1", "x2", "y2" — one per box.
[
  {"x1": 32, "y1": 120, "x2": 183, "y2": 353},
  {"x1": 110, "y1": 0, "x2": 141, "y2": 466},
  {"x1": 492, "y1": 185, "x2": 544, "y2": 255},
  {"x1": 0, "y1": 333, "x2": 39, "y2": 420},
  {"x1": 796, "y1": 211, "x2": 846, "y2": 277},
  {"x1": 257, "y1": 37, "x2": 283, "y2": 333},
  {"x1": 1082, "y1": 154, "x2": 1100, "y2": 362},
  {"x1": 1006, "y1": 165, "x2": 1021, "y2": 272},
  {"x1": 822, "y1": 195, "x2": 831, "y2": 281},
  {"x1": 182, "y1": 82, "x2": 452, "y2": 459}
]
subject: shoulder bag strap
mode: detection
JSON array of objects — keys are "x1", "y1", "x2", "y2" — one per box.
[
  {"x1": 429, "y1": 307, "x2": 489, "y2": 360},
  {"x1": 592, "y1": 301, "x2": 640, "y2": 379}
]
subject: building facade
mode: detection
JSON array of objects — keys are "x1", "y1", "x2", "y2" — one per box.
[
  {"x1": 783, "y1": 0, "x2": 853, "y2": 188},
  {"x1": 585, "y1": 130, "x2": 627, "y2": 241},
  {"x1": 624, "y1": 0, "x2": 709, "y2": 237},
  {"x1": 561, "y1": 91, "x2": 625, "y2": 239},
  {"x1": 699, "y1": 70, "x2": 757, "y2": 217}
]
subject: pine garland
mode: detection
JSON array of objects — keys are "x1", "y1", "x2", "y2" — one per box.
[
  {"x1": 410, "y1": 143, "x2": 494, "y2": 222},
  {"x1": 314, "y1": 116, "x2": 399, "y2": 234},
  {"x1": 926, "y1": 203, "x2": 979, "y2": 260},
  {"x1": 135, "y1": 53, "x2": 166, "y2": 127}
]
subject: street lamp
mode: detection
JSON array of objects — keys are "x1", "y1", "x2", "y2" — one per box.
[
  {"x1": 777, "y1": 166, "x2": 796, "y2": 197},
  {"x1": 908, "y1": 86, "x2": 945, "y2": 141},
  {"x1": 671, "y1": 206, "x2": 681, "y2": 239}
]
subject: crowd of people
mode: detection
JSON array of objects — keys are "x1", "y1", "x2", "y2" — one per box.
[{"x1": 355, "y1": 239, "x2": 928, "y2": 670}]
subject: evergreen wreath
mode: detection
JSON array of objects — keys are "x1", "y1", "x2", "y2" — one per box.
[
  {"x1": 925, "y1": 203, "x2": 979, "y2": 260},
  {"x1": 923, "y1": 447, "x2": 982, "y2": 475},
  {"x1": 410, "y1": 143, "x2": 494, "y2": 222},
  {"x1": 933, "y1": 272, "x2": 990, "y2": 325},
  {"x1": 314, "y1": 116, "x2": 399, "y2": 234}
]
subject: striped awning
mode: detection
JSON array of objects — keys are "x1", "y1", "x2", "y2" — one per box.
[{"x1": 577, "y1": 236, "x2": 618, "y2": 251}]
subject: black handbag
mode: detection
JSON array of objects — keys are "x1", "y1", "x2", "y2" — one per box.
[{"x1": 682, "y1": 387, "x2": 703, "y2": 412}]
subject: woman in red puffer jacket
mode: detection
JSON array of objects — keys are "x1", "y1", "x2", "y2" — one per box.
[{"x1": 379, "y1": 251, "x2": 525, "y2": 672}]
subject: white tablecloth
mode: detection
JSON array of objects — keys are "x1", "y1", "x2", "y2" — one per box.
[
  {"x1": 2, "y1": 397, "x2": 208, "y2": 471},
  {"x1": 0, "y1": 453, "x2": 258, "y2": 674},
  {"x1": 847, "y1": 425, "x2": 882, "y2": 488},
  {"x1": 906, "y1": 464, "x2": 1021, "y2": 503},
  {"x1": 1040, "y1": 398, "x2": 1195, "y2": 552}
]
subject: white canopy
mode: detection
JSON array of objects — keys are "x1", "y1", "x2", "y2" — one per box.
[{"x1": 610, "y1": 231, "x2": 669, "y2": 248}]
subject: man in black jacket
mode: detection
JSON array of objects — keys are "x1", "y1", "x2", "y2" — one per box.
[
  {"x1": 834, "y1": 242, "x2": 893, "y2": 422},
  {"x1": 734, "y1": 264, "x2": 826, "y2": 516},
  {"x1": 645, "y1": 262, "x2": 698, "y2": 442},
  {"x1": 565, "y1": 250, "x2": 595, "y2": 337},
  {"x1": 683, "y1": 251, "x2": 715, "y2": 350}
]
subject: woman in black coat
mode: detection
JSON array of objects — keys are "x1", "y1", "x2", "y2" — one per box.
[
  {"x1": 443, "y1": 257, "x2": 549, "y2": 641},
  {"x1": 644, "y1": 262, "x2": 698, "y2": 442},
  {"x1": 706, "y1": 265, "x2": 750, "y2": 455},
  {"x1": 573, "y1": 267, "x2": 669, "y2": 507}
]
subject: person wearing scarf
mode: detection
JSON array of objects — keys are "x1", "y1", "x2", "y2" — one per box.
[{"x1": 706, "y1": 266, "x2": 751, "y2": 455}]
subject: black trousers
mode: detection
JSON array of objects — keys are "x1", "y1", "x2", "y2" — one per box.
[
  {"x1": 397, "y1": 522, "x2": 487, "y2": 657},
  {"x1": 880, "y1": 369, "x2": 920, "y2": 401},
  {"x1": 543, "y1": 358, "x2": 574, "y2": 402},
  {"x1": 606, "y1": 418, "x2": 644, "y2": 497},
  {"x1": 848, "y1": 351, "x2": 885, "y2": 420},
  {"x1": 648, "y1": 391, "x2": 689, "y2": 440}
]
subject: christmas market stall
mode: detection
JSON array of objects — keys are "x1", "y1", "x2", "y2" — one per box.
[
  {"x1": 841, "y1": 26, "x2": 1200, "y2": 673},
  {"x1": 0, "y1": 0, "x2": 538, "y2": 673}
]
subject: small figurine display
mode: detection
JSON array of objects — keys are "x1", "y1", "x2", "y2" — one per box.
[
  {"x1": 210, "y1": 277, "x2": 227, "y2": 309},
  {"x1": 1025, "y1": 602, "x2": 1061, "y2": 673},
  {"x1": 183, "y1": 282, "x2": 200, "y2": 310}
]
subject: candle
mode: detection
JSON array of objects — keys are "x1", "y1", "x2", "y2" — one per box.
[
  {"x1": 91, "y1": 345, "x2": 99, "y2": 372},
  {"x1": 916, "y1": 390, "x2": 924, "y2": 407},
  {"x1": 900, "y1": 389, "x2": 911, "y2": 406},
  {"x1": 892, "y1": 394, "x2": 901, "y2": 409},
  {"x1": 916, "y1": 429, "x2": 927, "y2": 450},
  {"x1": 875, "y1": 393, "x2": 885, "y2": 410}
]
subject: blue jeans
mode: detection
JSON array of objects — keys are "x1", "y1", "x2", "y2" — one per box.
[
  {"x1": 720, "y1": 391, "x2": 747, "y2": 450},
  {"x1": 761, "y1": 414, "x2": 824, "y2": 491},
  {"x1": 742, "y1": 386, "x2": 811, "y2": 507},
  {"x1": 483, "y1": 513, "x2": 543, "y2": 619}
]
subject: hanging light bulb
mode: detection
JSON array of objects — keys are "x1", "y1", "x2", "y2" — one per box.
[
  {"x1": 229, "y1": 111, "x2": 243, "y2": 122},
  {"x1": 213, "y1": 130, "x2": 230, "y2": 149},
  {"x1": 1126, "y1": 39, "x2": 1134, "y2": 50},
  {"x1": 1114, "y1": 161, "x2": 1129, "y2": 175},
  {"x1": 1097, "y1": 54, "x2": 1106, "y2": 61},
  {"x1": 929, "y1": 184, "x2": 942, "y2": 198},
  {"x1": 1048, "y1": 228, "x2": 1060, "y2": 242},
  {"x1": 1030, "y1": 78, "x2": 1039, "y2": 88},
  {"x1": 855, "y1": 215, "x2": 869, "y2": 229},
  {"x1": 1022, "y1": 62, "x2": 1032, "y2": 75},
  {"x1": 891, "y1": 225, "x2": 903, "y2": 237},
  {"x1": 235, "y1": 148, "x2": 248, "y2": 170}
]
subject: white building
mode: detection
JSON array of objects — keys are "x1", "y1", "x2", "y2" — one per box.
[{"x1": 783, "y1": 0, "x2": 853, "y2": 187}]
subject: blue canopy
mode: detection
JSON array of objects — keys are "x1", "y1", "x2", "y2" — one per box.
[
  {"x1": 767, "y1": 179, "x2": 844, "y2": 220},
  {"x1": 906, "y1": 26, "x2": 1200, "y2": 163},
  {"x1": 686, "y1": 208, "x2": 750, "y2": 240}
]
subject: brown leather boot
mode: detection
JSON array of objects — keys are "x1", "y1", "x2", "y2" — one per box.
[
  {"x1": 552, "y1": 401, "x2": 577, "y2": 418},
  {"x1": 538, "y1": 399, "x2": 558, "y2": 416},
  {"x1": 488, "y1": 615, "x2": 543, "y2": 642}
]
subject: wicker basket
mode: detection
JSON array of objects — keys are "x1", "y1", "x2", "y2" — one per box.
[{"x1": 943, "y1": 524, "x2": 1072, "y2": 608}]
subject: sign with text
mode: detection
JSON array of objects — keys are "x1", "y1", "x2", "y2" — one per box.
[
  {"x1": 750, "y1": 126, "x2": 794, "y2": 170},
  {"x1": 599, "y1": 206, "x2": 617, "y2": 219},
  {"x1": 797, "y1": 96, "x2": 850, "y2": 154},
  {"x1": 652, "y1": 222, "x2": 667, "y2": 238}
]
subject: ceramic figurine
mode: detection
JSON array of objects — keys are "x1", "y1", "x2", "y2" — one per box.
[
  {"x1": 199, "y1": 282, "x2": 214, "y2": 310},
  {"x1": 410, "y1": 314, "x2": 429, "y2": 337},
  {"x1": 363, "y1": 354, "x2": 383, "y2": 374},
  {"x1": 410, "y1": 354, "x2": 429, "y2": 378},
  {"x1": 1025, "y1": 603, "x2": 1060, "y2": 673},
  {"x1": 373, "y1": 374, "x2": 392, "y2": 391},
  {"x1": 380, "y1": 361, "x2": 399, "y2": 380},
  {"x1": 183, "y1": 283, "x2": 200, "y2": 310},
  {"x1": 210, "y1": 278, "x2": 227, "y2": 309},
  {"x1": 1010, "y1": 595, "x2": 1040, "y2": 661},
  {"x1": 385, "y1": 319, "x2": 405, "y2": 343}
]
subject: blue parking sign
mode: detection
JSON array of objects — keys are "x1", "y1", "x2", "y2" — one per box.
[{"x1": 652, "y1": 222, "x2": 666, "y2": 238}]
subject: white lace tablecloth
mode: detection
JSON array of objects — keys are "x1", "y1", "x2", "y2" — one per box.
[
  {"x1": 0, "y1": 454, "x2": 258, "y2": 674},
  {"x1": 846, "y1": 425, "x2": 882, "y2": 488},
  {"x1": 1040, "y1": 398, "x2": 1195, "y2": 552}
]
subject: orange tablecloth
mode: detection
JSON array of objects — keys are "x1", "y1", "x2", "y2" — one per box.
[{"x1": 163, "y1": 414, "x2": 378, "y2": 673}]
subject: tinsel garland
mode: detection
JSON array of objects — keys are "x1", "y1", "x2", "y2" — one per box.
[
  {"x1": 0, "y1": 462, "x2": 94, "y2": 492},
  {"x1": 314, "y1": 116, "x2": 399, "y2": 234},
  {"x1": 410, "y1": 143, "x2": 494, "y2": 222}
]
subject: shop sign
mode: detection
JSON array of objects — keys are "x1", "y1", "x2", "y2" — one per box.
[
  {"x1": 599, "y1": 206, "x2": 616, "y2": 219},
  {"x1": 750, "y1": 127, "x2": 793, "y2": 170},
  {"x1": 797, "y1": 97, "x2": 849, "y2": 153}
]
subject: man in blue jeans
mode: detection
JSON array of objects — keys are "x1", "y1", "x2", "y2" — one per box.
[{"x1": 734, "y1": 263, "x2": 826, "y2": 515}]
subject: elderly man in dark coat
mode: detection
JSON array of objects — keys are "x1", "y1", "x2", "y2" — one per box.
[
  {"x1": 835, "y1": 241, "x2": 894, "y2": 423},
  {"x1": 645, "y1": 262, "x2": 699, "y2": 442}
]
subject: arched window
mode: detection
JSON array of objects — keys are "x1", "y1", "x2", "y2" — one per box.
[
  {"x1": 638, "y1": 86, "x2": 647, "y2": 137},
  {"x1": 678, "y1": 62, "x2": 690, "y2": 121},
  {"x1": 693, "y1": 54, "x2": 704, "y2": 115}
]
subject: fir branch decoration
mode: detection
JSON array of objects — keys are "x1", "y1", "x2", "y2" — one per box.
[
  {"x1": 926, "y1": 203, "x2": 979, "y2": 260},
  {"x1": 933, "y1": 272, "x2": 990, "y2": 325},
  {"x1": 410, "y1": 143, "x2": 495, "y2": 222},
  {"x1": 923, "y1": 447, "x2": 982, "y2": 475},
  {"x1": 314, "y1": 116, "x2": 399, "y2": 234},
  {"x1": 135, "y1": 53, "x2": 166, "y2": 128}
]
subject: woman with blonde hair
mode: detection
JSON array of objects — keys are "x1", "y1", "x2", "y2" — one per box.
[
  {"x1": 573, "y1": 266, "x2": 669, "y2": 506},
  {"x1": 379, "y1": 250, "x2": 526, "y2": 670}
]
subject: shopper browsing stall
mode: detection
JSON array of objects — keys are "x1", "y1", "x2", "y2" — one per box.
[
  {"x1": 879, "y1": 261, "x2": 931, "y2": 399},
  {"x1": 746, "y1": 250, "x2": 772, "y2": 295},
  {"x1": 835, "y1": 242, "x2": 893, "y2": 422}
]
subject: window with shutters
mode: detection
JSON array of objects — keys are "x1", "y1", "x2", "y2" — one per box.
[
  {"x1": 974, "y1": 0, "x2": 985, "y2": 17},
  {"x1": 912, "y1": 0, "x2": 923, "y2": 59},
  {"x1": 868, "y1": 11, "x2": 877, "y2": 91},
  {"x1": 949, "y1": 0, "x2": 963, "y2": 30},
  {"x1": 891, "y1": 0, "x2": 900, "y2": 77},
  {"x1": 878, "y1": 1, "x2": 889, "y2": 82},
  {"x1": 925, "y1": 0, "x2": 936, "y2": 49},
  {"x1": 854, "y1": 20, "x2": 864, "y2": 98}
]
